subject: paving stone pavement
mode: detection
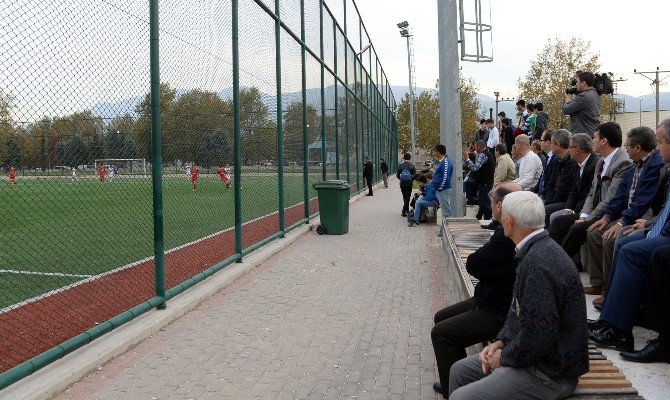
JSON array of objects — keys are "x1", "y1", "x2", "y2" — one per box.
[{"x1": 54, "y1": 183, "x2": 450, "y2": 400}]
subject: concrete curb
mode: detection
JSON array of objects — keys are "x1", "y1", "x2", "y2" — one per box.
[{"x1": 1, "y1": 182, "x2": 382, "y2": 400}]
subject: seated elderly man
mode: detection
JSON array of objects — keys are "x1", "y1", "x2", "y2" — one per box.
[
  {"x1": 449, "y1": 191, "x2": 589, "y2": 400},
  {"x1": 431, "y1": 182, "x2": 521, "y2": 397},
  {"x1": 512, "y1": 135, "x2": 543, "y2": 191}
]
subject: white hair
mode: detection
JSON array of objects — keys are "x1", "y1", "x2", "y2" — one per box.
[{"x1": 501, "y1": 191, "x2": 545, "y2": 230}]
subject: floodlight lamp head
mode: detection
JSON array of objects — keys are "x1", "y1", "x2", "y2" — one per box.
[
  {"x1": 397, "y1": 21, "x2": 408, "y2": 29},
  {"x1": 400, "y1": 29, "x2": 409, "y2": 37}
]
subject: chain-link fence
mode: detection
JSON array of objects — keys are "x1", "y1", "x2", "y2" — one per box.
[{"x1": 0, "y1": 0, "x2": 397, "y2": 387}]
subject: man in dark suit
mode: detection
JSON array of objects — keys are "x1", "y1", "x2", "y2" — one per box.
[
  {"x1": 543, "y1": 130, "x2": 577, "y2": 225},
  {"x1": 584, "y1": 126, "x2": 664, "y2": 295},
  {"x1": 545, "y1": 133, "x2": 599, "y2": 227},
  {"x1": 363, "y1": 156, "x2": 373, "y2": 196},
  {"x1": 548, "y1": 122, "x2": 632, "y2": 268},
  {"x1": 462, "y1": 140, "x2": 496, "y2": 220},
  {"x1": 431, "y1": 182, "x2": 521, "y2": 398}
]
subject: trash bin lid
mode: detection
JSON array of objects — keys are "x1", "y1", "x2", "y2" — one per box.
[{"x1": 312, "y1": 180, "x2": 351, "y2": 190}]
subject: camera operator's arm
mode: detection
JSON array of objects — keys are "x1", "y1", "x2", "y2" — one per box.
[{"x1": 561, "y1": 92, "x2": 587, "y2": 116}]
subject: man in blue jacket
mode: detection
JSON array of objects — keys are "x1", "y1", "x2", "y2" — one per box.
[
  {"x1": 409, "y1": 173, "x2": 439, "y2": 227},
  {"x1": 432, "y1": 144, "x2": 453, "y2": 218}
]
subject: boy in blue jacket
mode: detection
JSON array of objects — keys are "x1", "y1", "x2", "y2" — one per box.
[{"x1": 409, "y1": 173, "x2": 440, "y2": 226}]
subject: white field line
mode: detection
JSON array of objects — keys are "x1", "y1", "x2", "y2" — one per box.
[
  {"x1": 0, "y1": 270, "x2": 93, "y2": 279},
  {"x1": 0, "y1": 199, "x2": 316, "y2": 315}
]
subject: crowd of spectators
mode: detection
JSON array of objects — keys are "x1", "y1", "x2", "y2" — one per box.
[{"x1": 428, "y1": 71, "x2": 669, "y2": 399}]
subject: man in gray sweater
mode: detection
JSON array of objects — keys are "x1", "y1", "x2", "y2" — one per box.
[{"x1": 449, "y1": 191, "x2": 589, "y2": 400}]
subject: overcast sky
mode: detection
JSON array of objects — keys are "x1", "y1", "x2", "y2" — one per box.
[{"x1": 354, "y1": 0, "x2": 670, "y2": 98}]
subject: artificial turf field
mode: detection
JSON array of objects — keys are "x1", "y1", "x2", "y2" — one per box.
[{"x1": 0, "y1": 174, "x2": 325, "y2": 309}]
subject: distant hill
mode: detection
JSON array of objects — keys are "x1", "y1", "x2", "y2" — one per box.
[{"x1": 88, "y1": 85, "x2": 670, "y2": 121}]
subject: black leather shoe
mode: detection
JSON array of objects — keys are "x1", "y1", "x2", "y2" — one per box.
[
  {"x1": 433, "y1": 381, "x2": 444, "y2": 394},
  {"x1": 588, "y1": 319, "x2": 607, "y2": 332},
  {"x1": 481, "y1": 221, "x2": 498, "y2": 230},
  {"x1": 590, "y1": 324, "x2": 634, "y2": 352},
  {"x1": 620, "y1": 338, "x2": 670, "y2": 363}
]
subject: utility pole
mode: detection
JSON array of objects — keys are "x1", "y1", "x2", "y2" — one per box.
[
  {"x1": 437, "y1": 0, "x2": 463, "y2": 217},
  {"x1": 493, "y1": 92, "x2": 515, "y2": 129},
  {"x1": 634, "y1": 67, "x2": 670, "y2": 128},
  {"x1": 398, "y1": 22, "x2": 416, "y2": 160}
]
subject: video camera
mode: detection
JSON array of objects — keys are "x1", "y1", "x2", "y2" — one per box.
[{"x1": 565, "y1": 71, "x2": 614, "y2": 96}]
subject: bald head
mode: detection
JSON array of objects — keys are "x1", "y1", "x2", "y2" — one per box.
[{"x1": 490, "y1": 182, "x2": 523, "y2": 222}]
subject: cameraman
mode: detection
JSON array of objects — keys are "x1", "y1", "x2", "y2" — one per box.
[{"x1": 561, "y1": 71, "x2": 602, "y2": 137}]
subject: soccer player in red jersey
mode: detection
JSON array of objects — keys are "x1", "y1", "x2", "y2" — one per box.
[
  {"x1": 217, "y1": 165, "x2": 231, "y2": 189},
  {"x1": 8, "y1": 166, "x2": 16, "y2": 188},
  {"x1": 98, "y1": 165, "x2": 105, "y2": 183},
  {"x1": 191, "y1": 166, "x2": 200, "y2": 191}
]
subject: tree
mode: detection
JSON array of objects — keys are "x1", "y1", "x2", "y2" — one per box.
[
  {"x1": 56, "y1": 135, "x2": 89, "y2": 167},
  {"x1": 194, "y1": 129, "x2": 232, "y2": 167},
  {"x1": 397, "y1": 75, "x2": 481, "y2": 153},
  {"x1": 517, "y1": 37, "x2": 606, "y2": 129},
  {"x1": 4, "y1": 137, "x2": 22, "y2": 168},
  {"x1": 0, "y1": 89, "x2": 16, "y2": 166},
  {"x1": 238, "y1": 87, "x2": 276, "y2": 164},
  {"x1": 134, "y1": 82, "x2": 177, "y2": 160},
  {"x1": 459, "y1": 76, "x2": 482, "y2": 145},
  {"x1": 283, "y1": 102, "x2": 319, "y2": 163}
]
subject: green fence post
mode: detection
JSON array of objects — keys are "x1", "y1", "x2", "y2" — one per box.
[
  {"x1": 149, "y1": 0, "x2": 166, "y2": 310},
  {"x1": 333, "y1": 22, "x2": 339, "y2": 180},
  {"x1": 319, "y1": 0, "x2": 326, "y2": 181},
  {"x1": 275, "y1": 0, "x2": 285, "y2": 236},
  {"x1": 233, "y1": 0, "x2": 243, "y2": 261},
  {"x1": 301, "y1": 0, "x2": 309, "y2": 220},
  {"x1": 354, "y1": 53, "x2": 360, "y2": 191},
  {"x1": 344, "y1": 0, "x2": 350, "y2": 185}
]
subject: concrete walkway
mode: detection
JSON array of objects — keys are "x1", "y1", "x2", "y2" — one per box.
[{"x1": 53, "y1": 182, "x2": 448, "y2": 400}]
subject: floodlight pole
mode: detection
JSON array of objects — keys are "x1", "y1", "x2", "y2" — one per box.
[
  {"x1": 634, "y1": 67, "x2": 670, "y2": 128},
  {"x1": 401, "y1": 31, "x2": 417, "y2": 161},
  {"x1": 494, "y1": 92, "x2": 515, "y2": 129},
  {"x1": 437, "y1": 0, "x2": 463, "y2": 217}
]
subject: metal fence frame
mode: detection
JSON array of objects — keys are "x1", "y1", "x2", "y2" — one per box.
[{"x1": 0, "y1": 0, "x2": 397, "y2": 389}]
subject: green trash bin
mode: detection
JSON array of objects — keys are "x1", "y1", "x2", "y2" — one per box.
[{"x1": 312, "y1": 180, "x2": 351, "y2": 235}]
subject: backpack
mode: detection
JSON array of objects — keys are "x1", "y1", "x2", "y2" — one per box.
[{"x1": 399, "y1": 167, "x2": 412, "y2": 182}]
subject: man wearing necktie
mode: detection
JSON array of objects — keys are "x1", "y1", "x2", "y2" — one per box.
[{"x1": 589, "y1": 119, "x2": 670, "y2": 362}]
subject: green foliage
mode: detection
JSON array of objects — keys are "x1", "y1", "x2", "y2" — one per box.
[
  {"x1": 517, "y1": 37, "x2": 600, "y2": 129},
  {"x1": 460, "y1": 76, "x2": 481, "y2": 145}
]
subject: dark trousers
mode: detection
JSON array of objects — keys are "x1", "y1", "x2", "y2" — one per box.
[
  {"x1": 544, "y1": 201, "x2": 566, "y2": 228},
  {"x1": 365, "y1": 176, "x2": 373, "y2": 195},
  {"x1": 476, "y1": 183, "x2": 493, "y2": 220},
  {"x1": 640, "y1": 245, "x2": 670, "y2": 344},
  {"x1": 464, "y1": 180, "x2": 477, "y2": 202},
  {"x1": 401, "y1": 185, "x2": 412, "y2": 213},
  {"x1": 431, "y1": 298, "x2": 504, "y2": 397},
  {"x1": 549, "y1": 215, "x2": 597, "y2": 259}
]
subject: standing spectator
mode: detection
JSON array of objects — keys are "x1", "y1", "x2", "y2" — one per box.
[
  {"x1": 548, "y1": 122, "x2": 631, "y2": 269},
  {"x1": 493, "y1": 144, "x2": 516, "y2": 186},
  {"x1": 501, "y1": 118, "x2": 515, "y2": 152},
  {"x1": 533, "y1": 102, "x2": 550, "y2": 140},
  {"x1": 363, "y1": 156, "x2": 373, "y2": 196},
  {"x1": 475, "y1": 119, "x2": 489, "y2": 143},
  {"x1": 463, "y1": 140, "x2": 495, "y2": 220},
  {"x1": 486, "y1": 118, "x2": 499, "y2": 153},
  {"x1": 448, "y1": 191, "x2": 588, "y2": 400},
  {"x1": 432, "y1": 144, "x2": 453, "y2": 219},
  {"x1": 380, "y1": 157, "x2": 389, "y2": 188},
  {"x1": 562, "y1": 71, "x2": 602, "y2": 136},
  {"x1": 397, "y1": 153, "x2": 416, "y2": 216},
  {"x1": 511, "y1": 135, "x2": 543, "y2": 191},
  {"x1": 521, "y1": 103, "x2": 536, "y2": 136},
  {"x1": 515, "y1": 99, "x2": 527, "y2": 127},
  {"x1": 431, "y1": 183, "x2": 520, "y2": 397}
]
